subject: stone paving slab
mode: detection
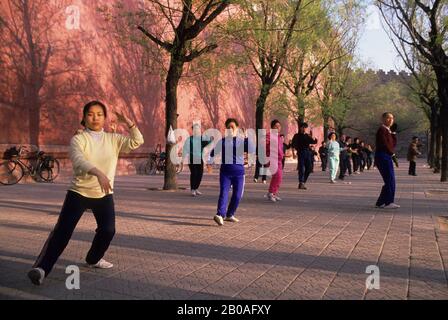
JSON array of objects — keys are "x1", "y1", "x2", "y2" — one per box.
[{"x1": 0, "y1": 160, "x2": 447, "y2": 300}]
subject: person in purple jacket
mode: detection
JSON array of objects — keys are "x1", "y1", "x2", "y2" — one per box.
[
  {"x1": 212, "y1": 118, "x2": 255, "y2": 226},
  {"x1": 375, "y1": 112, "x2": 400, "y2": 209}
]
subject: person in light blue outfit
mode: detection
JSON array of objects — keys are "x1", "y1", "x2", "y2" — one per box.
[{"x1": 327, "y1": 132, "x2": 341, "y2": 183}]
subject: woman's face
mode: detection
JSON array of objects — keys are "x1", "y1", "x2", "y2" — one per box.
[
  {"x1": 330, "y1": 134, "x2": 336, "y2": 141},
  {"x1": 226, "y1": 121, "x2": 238, "y2": 136},
  {"x1": 84, "y1": 105, "x2": 106, "y2": 132},
  {"x1": 383, "y1": 113, "x2": 394, "y2": 127},
  {"x1": 272, "y1": 122, "x2": 281, "y2": 132}
]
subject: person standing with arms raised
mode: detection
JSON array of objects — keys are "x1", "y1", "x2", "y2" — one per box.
[
  {"x1": 28, "y1": 101, "x2": 144, "y2": 285},
  {"x1": 375, "y1": 112, "x2": 400, "y2": 209}
]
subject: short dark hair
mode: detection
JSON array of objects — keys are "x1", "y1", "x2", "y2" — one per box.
[
  {"x1": 382, "y1": 112, "x2": 393, "y2": 119},
  {"x1": 328, "y1": 132, "x2": 337, "y2": 140},
  {"x1": 81, "y1": 101, "x2": 107, "y2": 127},
  {"x1": 225, "y1": 118, "x2": 239, "y2": 128},
  {"x1": 412, "y1": 136, "x2": 419, "y2": 140},
  {"x1": 271, "y1": 119, "x2": 280, "y2": 128}
]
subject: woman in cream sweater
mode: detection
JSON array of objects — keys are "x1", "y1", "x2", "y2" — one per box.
[{"x1": 28, "y1": 101, "x2": 144, "y2": 285}]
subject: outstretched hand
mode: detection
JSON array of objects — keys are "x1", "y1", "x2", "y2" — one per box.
[{"x1": 114, "y1": 111, "x2": 133, "y2": 128}]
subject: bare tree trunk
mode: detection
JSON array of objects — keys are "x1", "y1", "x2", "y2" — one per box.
[
  {"x1": 440, "y1": 106, "x2": 448, "y2": 181},
  {"x1": 428, "y1": 111, "x2": 437, "y2": 167},
  {"x1": 163, "y1": 55, "x2": 183, "y2": 190}
]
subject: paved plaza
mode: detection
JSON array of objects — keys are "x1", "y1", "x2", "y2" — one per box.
[{"x1": 0, "y1": 160, "x2": 447, "y2": 300}]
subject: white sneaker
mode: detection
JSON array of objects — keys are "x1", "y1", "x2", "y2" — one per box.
[
  {"x1": 87, "y1": 258, "x2": 114, "y2": 269},
  {"x1": 263, "y1": 180, "x2": 267, "y2": 184},
  {"x1": 375, "y1": 204, "x2": 386, "y2": 208},
  {"x1": 195, "y1": 190, "x2": 203, "y2": 195},
  {"x1": 191, "y1": 190, "x2": 197, "y2": 197},
  {"x1": 28, "y1": 267, "x2": 45, "y2": 286},
  {"x1": 267, "y1": 193, "x2": 277, "y2": 202},
  {"x1": 253, "y1": 178, "x2": 258, "y2": 183},
  {"x1": 214, "y1": 215, "x2": 224, "y2": 226},
  {"x1": 274, "y1": 194, "x2": 282, "y2": 201},
  {"x1": 384, "y1": 203, "x2": 400, "y2": 209},
  {"x1": 224, "y1": 216, "x2": 239, "y2": 222},
  {"x1": 330, "y1": 180, "x2": 337, "y2": 184}
]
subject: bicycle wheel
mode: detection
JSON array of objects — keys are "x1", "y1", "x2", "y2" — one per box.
[
  {"x1": 144, "y1": 159, "x2": 157, "y2": 175},
  {"x1": 38, "y1": 159, "x2": 60, "y2": 182},
  {"x1": 0, "y1": 160, "x2": 24, "y2": 185}
]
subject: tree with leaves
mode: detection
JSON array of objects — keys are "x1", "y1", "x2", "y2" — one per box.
[
  {"x1": 377, "y1": 0, "x2": 448, "y2": 181},
  {"x1": 102, "y1": 0, "x2": 231, "y2": 190},
  {"x1": 281, "y1": 0, "x2": 363, "y2": 128}
]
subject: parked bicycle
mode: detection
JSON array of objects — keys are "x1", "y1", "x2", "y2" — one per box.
[
  {"x1": 143, "y1": 144, "x2": 183, "y2": 175},
  {"x1": 0, "y1": 146, "x2": 60, "y2": 185}
]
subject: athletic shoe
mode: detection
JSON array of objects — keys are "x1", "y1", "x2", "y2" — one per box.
[
  {"x1": 87, "y1": 259, "x2": 114, "y2": 269},
  {"x1": 298, "y1": 183, "x2": 307, "y2": 190},
  {"x1": 384, "y1": 203, "x2": 400, "y2": 209},
  {"x1": 253, "y1": 178, "x2": 258, "y2": 183},
  {"x1": 191, "y1": 190, "x2": 197, "y2": 197},
  {"x1": 330, "y1": 180, "x2": 337, "y2": 184},
  {"x1": 375, "y1": 204, "x2": 386, "y2": 208},
  {"x1": 267, "y1": 193, "x2": 277, "y2": 202},
  {"x1": 195, "y1": 190, "x2": 203, "y2": 195},
  {"x1": 262, "y1": 180, "x2": 267, "y2": 184},
  {"x1": 28, "y1": 268, "x2": 45, "y2": 286},
  {"x1": 274, "y1": 194, "x2": 282, "y2": 201},
  {"x1": 224, "y1": 216, "x2": 239, "y2": 223},
  {"x1": 214, "y1": 215, "x2": 224, "y2": 226}
]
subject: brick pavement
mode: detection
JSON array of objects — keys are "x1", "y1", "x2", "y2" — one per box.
[{"x1": 0, "y1": 160, "x2": 447, "y2": 300}]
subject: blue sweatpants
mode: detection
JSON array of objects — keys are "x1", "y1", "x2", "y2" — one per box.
[
  {"x1": 375, "y1": 151, "x2": 396, "y2": 206},
  {"x1": 217, "y1": 172, "x2": 245, "y2": 218}
]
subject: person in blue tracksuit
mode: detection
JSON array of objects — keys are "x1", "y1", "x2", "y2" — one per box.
[{"x1": 212, "y1": 118, "x2": 255, "y2": 226}]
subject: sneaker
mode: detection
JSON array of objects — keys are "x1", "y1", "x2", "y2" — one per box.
[
  {"x1": 267, "y1": 193, "x2": 277, "y2": 202},
  {"x1": 274, "y1": 194, "x2": 282, "y2": 201},
  {"x1": 214, "y1": 215, "x2": 224, "y2": 226},
  {"x1": 262, "y1": 180, "x2": 267, "y2": 184},
  {"x1": 195, "y1": 190, "x2": 203, "y2": 195},
  {"x1": 191, "y1": 190, "x2": 197, "y2": 197},
  {"x1": 330, "y1": 180, "x2": 337, "y2": 184},
  {"x1": 87, "y1": 258, "x2": 114, "y2": 269},
  {"x1": 356, "y1": 171, "x2": 361, "y2": 175},
  {"x1": 384, "y1": 203, "x2": 400, "y2": 209},
  {"x1": 224, "y1": 216, "x2": 239, "y2": 223},
  {"x1": 28, "y1": 268, "x2": 45, "y2": 286},
  {"x1": 375, "y1": 204, "x2": 386, "y2": 208},
  {"x1": 253, "y1": 178, "x2": 258, "y2": 183}
]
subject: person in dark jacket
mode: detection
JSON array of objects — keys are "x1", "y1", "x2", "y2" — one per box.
[
  {"x1": 407, "y1": 136, "x2": 421, "y2": 176},
  {"x1": 318, "y1": 142, "x2": 328, "y2": 171},
  {"x1": 375, "y1": 112, "x2": 400, "y2": 209},
  {"x1": 183, "y1": 123, "x2": 212, "y2": 196},
  {"x1": 291, "y1": 123, "x2": 317, "y2": 190}
]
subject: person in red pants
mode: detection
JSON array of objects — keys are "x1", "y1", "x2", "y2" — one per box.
[{"x1": 266, "y1": 120, "x2": 284, "y2": 202}]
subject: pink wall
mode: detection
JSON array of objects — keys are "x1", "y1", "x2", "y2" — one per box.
[{"x1": 0, "y1": 1, "x2": 322, "y2": 156}]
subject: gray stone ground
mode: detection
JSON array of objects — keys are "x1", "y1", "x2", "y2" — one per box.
[{"x1": 0, "y1": 160, "x2": 447, "y2": 300}]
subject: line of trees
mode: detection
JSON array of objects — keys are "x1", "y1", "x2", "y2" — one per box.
[{"x1": 105, "y1": 0, "x2": 365, "y2": 189}]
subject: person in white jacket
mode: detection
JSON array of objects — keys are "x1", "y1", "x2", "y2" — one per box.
[
  {"x1": 28, "y1": 101, "x2": 144, "y2": 286},
  {"x1": 327, "y1": 132, "x2": 341, "y2": 184}
]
